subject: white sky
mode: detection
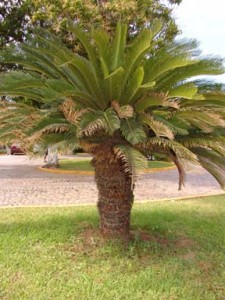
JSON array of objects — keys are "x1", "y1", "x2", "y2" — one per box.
[{"x1": 173, "y1": 0, "x2": 225, "y2": 83}]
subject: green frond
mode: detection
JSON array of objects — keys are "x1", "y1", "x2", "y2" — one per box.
[
  {"x1": 40, "y1": 132, "x2": 79, "y2": 151},
  {"x1": 78, "y1": 108, "x2": 120, "y2": 137},
  {"x1": 102, "y1": 108, "x2": 121, "y2": 135},
  {"x1": 155, "y1": 57, "x2": 224, "y2": 91},
  {"x1": 68, "y1": 23, "x2": 99, "y2": 72},
  {"x1": 111, "y1": 23, "x2": 127, "y2": 71},
  {"x1": 170, "y1": 110, "x2": 225, "y2": 132},
  {"x1": 1, "y1": 46, "x2": 61, "y2": 79},
  {"x1": 144, "y1": 56, "x2": 194, "y2": 83},
  {"x1": 70, "y1": 91, "x2": 99, "y2": 109},
  {"x1": 120, "y1": 118, "x2": 146, "y2": 145},
  {"x1": 104, "y1": 67, "x2": 125, "y2": 103},
  {"x1": 140, "y1": 114, "x2": 174, "y2": 140},
  {"x1": 168, "y1": 83, "x2": 198, "y2": 99},
  {"x1": 120, "y1": 28, "x2": 153, "y2": 94},
  {"x1": 200, "y1": 92, "x2": 225, "y2": 101},
  {"x1": 92, "y1": 28, "x2": 111, "y2": 76},
  {"x1": 142, "y1": 137, "x2": 198, "y2": 163},
  {"x1": 67, "y1": 56, "x2": 104, "y2": 109},
  {"x1": 135, "y1": 92, "x2": 179, "y2": 112},
  {"x1": 121, "y1": 66, "x2": 144, "y2": 105},
  {"x1": 160, "y1": 116, "x2": 190, "y2": 135},
  {"x1": 193, "y1": 148, "x2": 225, "y2": 189},
  {"x1": 179, "y1": 137, "x2": 225, "y2": 157},
  {"x1": 139, "y1": 81, "x2": 156, "y2": 91},
  {"x1": 113, "y1": 144, "x2": 147, "y2": 188},
  {"x1": 0, "y1": 71, "x2": 44, "y2": 89}
]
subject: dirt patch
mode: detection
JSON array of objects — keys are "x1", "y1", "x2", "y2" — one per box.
[
  {"x1": 64, "y1": 227, "x2": 173, "y2": 258},
  {"x1": 63, "y1": 226, "x2": 201, "y2": 262},
  {"x1": 175, "y1": 236, "x2": 196, "y2": 248},
  {"x1": 64, "y1": 228, "x2": 106, "y2": 258},
  {"x1": 131, "y1": 229, "x2": 171, "y2": 247},
  {"x1": 182, "y1": 251, "x2": 197, "y2": 261}
]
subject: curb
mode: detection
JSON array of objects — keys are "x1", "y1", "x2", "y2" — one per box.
[
  {"x1": 38, "y1": 167, "x2": 94, "y2": 175},
  {"x1": 0, "y1": 193, "x2": 224, "y2": 209},
  {"x1": 38, "y1": 165, "x2": 176, "y2": 175}
]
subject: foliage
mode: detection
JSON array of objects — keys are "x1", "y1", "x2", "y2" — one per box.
[
  {"x1": 0, "y1": 0, "x2": 182, "y2": 49},
  {"x1": 0, "y1": 0, "x2": 31, "y2": 47},
  {"x1": 1, "y1": 24, "x2": 225, "y2": 190}
]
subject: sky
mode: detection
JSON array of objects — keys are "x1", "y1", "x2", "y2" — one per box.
[{"x1": 173, "y1": 0, "x2": 225, "y2": 83}]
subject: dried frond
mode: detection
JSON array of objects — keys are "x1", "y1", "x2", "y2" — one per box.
[
  {"x1": 80, "y1": 140, "x2": 98, "y2": 153},
  {"x1": 142, "y1": 113, "x2": 174, "y2": 140},
  {"x1": 79, "y1": 118, "x2": 105, "y2": 137},
  {"x1": 111, "y1": 101, "x2": 134, "y2": 119},
  {"x1": 60, "y1": 98, "x2": 90, "y2": 125},
  {"x1": 41, "y1": 124, "x2": 71, "y2": 134},
  {"x1": 20, "y1": 113, "x2": 43, "y2": 128}
]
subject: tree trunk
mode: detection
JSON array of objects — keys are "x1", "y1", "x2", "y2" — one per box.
[
  {"x1": 46, "y1": 147, "x2": 59, "y2": 168},
  {"x1": 92, "y1": 146, "x2": 134, "y2": 240}
]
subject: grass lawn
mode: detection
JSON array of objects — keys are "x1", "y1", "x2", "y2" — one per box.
[
  {"x1": 1, "y1": 195, "x2": 225, "y2": 299},
  {"x1": 59, "y1": 159, "x2": 173, "y2": 172}
]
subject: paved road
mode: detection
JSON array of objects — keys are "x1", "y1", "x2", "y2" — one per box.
[{"x1": 0, "y1": 155, "x2": 224, "y2": 207}]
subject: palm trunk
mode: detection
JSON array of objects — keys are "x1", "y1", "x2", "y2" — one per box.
[{"x1": 92, "y1": 147, "x2": 134, "y2": 240}]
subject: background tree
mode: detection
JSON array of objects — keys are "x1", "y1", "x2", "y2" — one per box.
[
  {"x1": 1, "y1": 0, "x2": 182, "y2": 49},
  {"x1": 1, "y1": 24, "x2": 225, "y2": 240},
  {"x1": 0, "y1": 0, "x2": 31, "y2": 47}
]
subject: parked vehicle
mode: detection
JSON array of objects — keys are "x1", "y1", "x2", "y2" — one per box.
[{"x1": 10, "y1": 145, "x2": 24, "y2": 155}]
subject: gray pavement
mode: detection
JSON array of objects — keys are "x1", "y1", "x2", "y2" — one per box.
[{"x1": 0, "y1": 155, "x2": 224, "y2": 207}]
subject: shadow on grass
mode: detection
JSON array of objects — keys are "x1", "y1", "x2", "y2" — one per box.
[
  {"x1": 0, "y1": 207, "x2": 99, "y2": 244},
  {"x1": 1, "y1": 199, "x2": 224, "y2": 257}
]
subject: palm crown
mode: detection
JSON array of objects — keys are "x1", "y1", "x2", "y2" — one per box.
[{"x1": 1, "y1": 22, "x2": 225, "y2": 188}]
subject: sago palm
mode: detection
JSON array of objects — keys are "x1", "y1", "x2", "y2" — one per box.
[{"x1": 1, "y1": 22, "x2": 225, "y2": 239}]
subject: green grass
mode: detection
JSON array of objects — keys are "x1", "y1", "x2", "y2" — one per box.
[
  {"x1": 59, "y1": 159, "x2": 173, "y2": 172},
  {"x1": 1, "y1": 195, "x2": 225, "y2": 299}
]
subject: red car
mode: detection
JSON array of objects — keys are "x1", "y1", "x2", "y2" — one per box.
[{"x1": 10, "y1": 145, "x2": 24, "y2": 155}]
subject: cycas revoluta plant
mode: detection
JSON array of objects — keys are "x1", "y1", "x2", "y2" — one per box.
[{"x1": 0, "y1": 22, "x2": 225, "y2": 239}]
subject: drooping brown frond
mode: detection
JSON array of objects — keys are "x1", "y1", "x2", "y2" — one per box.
[
  {"x1": 20, "y1": 114, "x2": 43, "y2": 128},
  {"x1": 41, "y1": 124, "x2": 71, "y2": 134},
  {"x1": 111, "y1": 101, "x2": 134, "y2": 119},
  {"x1": 169, "y1": 151, "x2": 186, "y2": 190},
  {"x1": 60, "y1": 98, "x2": 90, "y2": 125},
  {"x1": 141, "y1": 113, "x2": 174, "y2": 140},
  {"x1": 79, "y1": 118, "x2": 105, "y2": 137}
]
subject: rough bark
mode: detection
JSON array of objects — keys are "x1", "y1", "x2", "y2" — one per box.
[{"x1": 92, "y1": 144, "x2": 134, "y2": 240}]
